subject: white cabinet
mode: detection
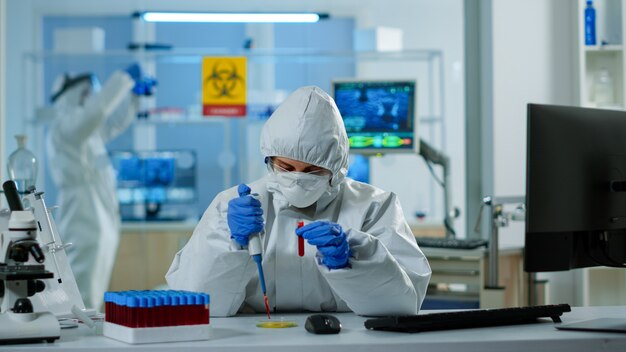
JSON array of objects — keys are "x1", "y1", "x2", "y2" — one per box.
[
  {"x1": 424, "y1": 246, "x2": 529, "y2": 308},
  {"x1": 575, "y1": 0, "x2": 626, "y2": 109},
  {"x1": 574, "y1": 0, "x2": 626, "y2": 306},
  {"x1": 581, "y1": 267, "x2": 626, "y2": 306}
]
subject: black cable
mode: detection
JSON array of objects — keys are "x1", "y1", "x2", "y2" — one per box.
[
  {"x1": 423, "y1": 159, "x2": 444, "y2": 187},
  {"x1": 599, "y1": 233, "x2": 626, "y2": 267},
  {"x1": 584, "y1": 234, "x2": 608, "y2": 267},
  {"x1": 443, "y1": 217, "x2": 456, "y2": 237},
  {"x1": 585, "y1": 233, "x2": 626, "y2": 268}
]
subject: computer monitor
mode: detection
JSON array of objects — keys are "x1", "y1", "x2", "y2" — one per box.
[
  {"x1": 110, "y1": 150, "x2": 197, "y2": 220},
  {"x1": 332, "y1": 79, "x2": 418, "y2": 155},
  {"x1": 525, "y1": 103, "x2": 626, "y2": 272}
]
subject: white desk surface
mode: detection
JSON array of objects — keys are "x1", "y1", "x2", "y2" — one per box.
[{"x1": 3, "y1": 306, "x2": 626, "y2": 352}]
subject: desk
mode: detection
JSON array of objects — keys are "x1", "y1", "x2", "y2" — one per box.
[{"x1": 4, "y1": 307, "x2": 626, "y2": 352}]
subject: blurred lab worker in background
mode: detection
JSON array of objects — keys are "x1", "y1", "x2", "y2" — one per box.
[
  {"x1": 167, "y1": 86, "x2": 431, "y2": 317},
  {"x1": 47, "y1": 64, "x2": 156, "y2": 309}
]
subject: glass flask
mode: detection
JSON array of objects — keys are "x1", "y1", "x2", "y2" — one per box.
[{"x1": 7, "y1": 135, "x2": 38, "y2": 193}]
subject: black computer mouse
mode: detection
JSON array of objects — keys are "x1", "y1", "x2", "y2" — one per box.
[{"x1": 304, "y1": 314, "x2": 342, "y2": 334}]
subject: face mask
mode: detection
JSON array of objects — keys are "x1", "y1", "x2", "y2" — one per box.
[{"x1": 273, "y1": 172, "x2": 330, "y2": 208}]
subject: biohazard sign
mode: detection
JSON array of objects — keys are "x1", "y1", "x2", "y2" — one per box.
[{"x1": 202, "y1": 57, "x2": 247, "y2": 117}]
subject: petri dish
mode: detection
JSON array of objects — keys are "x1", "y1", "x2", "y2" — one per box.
[{"x1": 256, "y1": 320, "x2": 298, "y2": 329}]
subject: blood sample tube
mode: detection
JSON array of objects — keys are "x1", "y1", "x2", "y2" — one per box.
[{"x1": 298, "y1": 221, "x2": 305, "y2": 257}]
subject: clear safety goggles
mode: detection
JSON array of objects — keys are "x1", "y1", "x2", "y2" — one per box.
[{"x1": 266, "y1": 158, "x2": 331, "y2": 177}]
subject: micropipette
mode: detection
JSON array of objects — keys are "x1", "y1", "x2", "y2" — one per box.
[{"x1": 248, "y1": 232, "x2": 271, "y2": 319}]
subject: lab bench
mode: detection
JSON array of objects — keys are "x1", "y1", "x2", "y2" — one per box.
[{"x1": 6, "y1": 307, "x2": 626, "y2": 351}]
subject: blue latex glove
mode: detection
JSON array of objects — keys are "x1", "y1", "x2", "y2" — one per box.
[
  {"x1": 124, "y1": 63, "x2": 158, "y2": 96},
  {"x1": 227, "y1": 184, "x2": 264, "y2": 247},
  {"x1": 125, "y1": 63, "x2": 142, "y2": 81},
  {"x1": 132, "y1": 78, "x2": 158, "y2": 96},
  {"x1": 296, "y1": 221, "x2": 351, "y2": 269}
]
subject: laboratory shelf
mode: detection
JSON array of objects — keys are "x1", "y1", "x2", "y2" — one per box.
[
  {"x1": 24, "y1": 48, "x2": 443, "y2": 64},
  {"x1": 585, "y1": 44, "x2": 623, "y2": 52},
  {"x1": 132, "y1": 113, "x2": 444, "y2": 125}
]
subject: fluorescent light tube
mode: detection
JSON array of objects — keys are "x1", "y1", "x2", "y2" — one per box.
[{"x1": 140, "y1": 12, "x2": 324, "y2": 23}]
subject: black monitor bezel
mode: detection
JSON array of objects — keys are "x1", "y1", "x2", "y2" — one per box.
[{"x1": 525, "y1": 103, "x2": 626, "y2": 272}]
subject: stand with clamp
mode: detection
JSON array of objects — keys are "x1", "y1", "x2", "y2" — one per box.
[
  {"x1": 418, "y1": 139, "x2": 459, "y2": 238},
  {"x1": 477, "y1": 195, "x2": 526, "y2": 307}
]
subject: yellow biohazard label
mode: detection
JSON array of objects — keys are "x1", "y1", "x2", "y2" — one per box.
[{"x1": 202, "y1": 57, "x2": 247, "y2": 117}]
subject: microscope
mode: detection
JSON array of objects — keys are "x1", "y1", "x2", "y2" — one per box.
[{"x1": 0, "y1": 180, "x2": 60, "y2": 344}]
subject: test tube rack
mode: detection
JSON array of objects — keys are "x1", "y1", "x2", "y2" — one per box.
[{"x1": 103, "y1": 290, "x2": 210, "y2": 344}]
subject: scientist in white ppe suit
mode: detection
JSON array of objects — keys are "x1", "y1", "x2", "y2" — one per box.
[
  {"x1": 47, "y1": 65, "x2": 155, "y2": 309},
  {"x1": 166, "y1": 86, "x2": 431, "y2": 317}
]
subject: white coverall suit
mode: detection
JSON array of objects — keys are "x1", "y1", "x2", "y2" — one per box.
[
  {"x1": 47, "y1": 71, "x2": 137, "y2": 309},
  {"x1": 166, "y1": 86, "x2": 431, "y2": 317}
]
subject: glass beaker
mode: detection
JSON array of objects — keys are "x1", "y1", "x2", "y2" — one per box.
[{"x1": 593, "y1": 68, "x2": 615, "y2": 107}]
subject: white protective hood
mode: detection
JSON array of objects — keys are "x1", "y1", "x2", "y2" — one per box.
[{"x1": 260, "y1": 86, "x2": 349, "y2": 186}]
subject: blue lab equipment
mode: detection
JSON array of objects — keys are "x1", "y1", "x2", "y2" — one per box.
[
  {"x1": 585, "y1": 0, "x2": 596, "y2": 46},
  {"x1": 111, "y1": 150, "x2": 197, "y2": 221}
]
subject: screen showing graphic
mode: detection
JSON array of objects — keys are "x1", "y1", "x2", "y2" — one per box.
[{"x1": 333, "y1": 80, "x2": 417, "y2": 153}]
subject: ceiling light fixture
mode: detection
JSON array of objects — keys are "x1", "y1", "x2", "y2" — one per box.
[{"x1": 136, "y1": 12, "x2": 328, "y2": 23}]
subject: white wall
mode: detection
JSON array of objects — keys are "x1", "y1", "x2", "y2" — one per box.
[
  {"x1": 492, "y1": 0, "x2": 575, "y2": 199},
  {"x1": 362, "y1": 1, "x2": 466, "y2": 236},
  {"x1": 3, "y1": 0, "x2": 466, "y2": 234},
  {"x1": 4, "y1": 0, "x2": 36, "y2": 176},
  {"x1": 489, "y1": 0, "x2": 579, "y2": 304}
]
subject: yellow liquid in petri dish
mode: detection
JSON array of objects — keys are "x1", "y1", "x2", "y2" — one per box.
[{"x1": 256, "y1": 320, "x2": 298, "y2": 329}]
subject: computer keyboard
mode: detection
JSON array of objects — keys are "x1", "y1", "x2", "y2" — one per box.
[
  {"x1": 364, "y1": 304, "x2": 571, "y2": 333},
  {"x1": 416, "y1": 236, "x2": 488, "y2": 250}
]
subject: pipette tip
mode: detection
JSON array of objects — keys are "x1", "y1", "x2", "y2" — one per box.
[{"x1": 264, "y1": 295, "x2": 271, "y2": 319}]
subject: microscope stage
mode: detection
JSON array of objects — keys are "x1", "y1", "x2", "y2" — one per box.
[{"x1": 0, "y1": 265, "x2": 53, "y2": 280}]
